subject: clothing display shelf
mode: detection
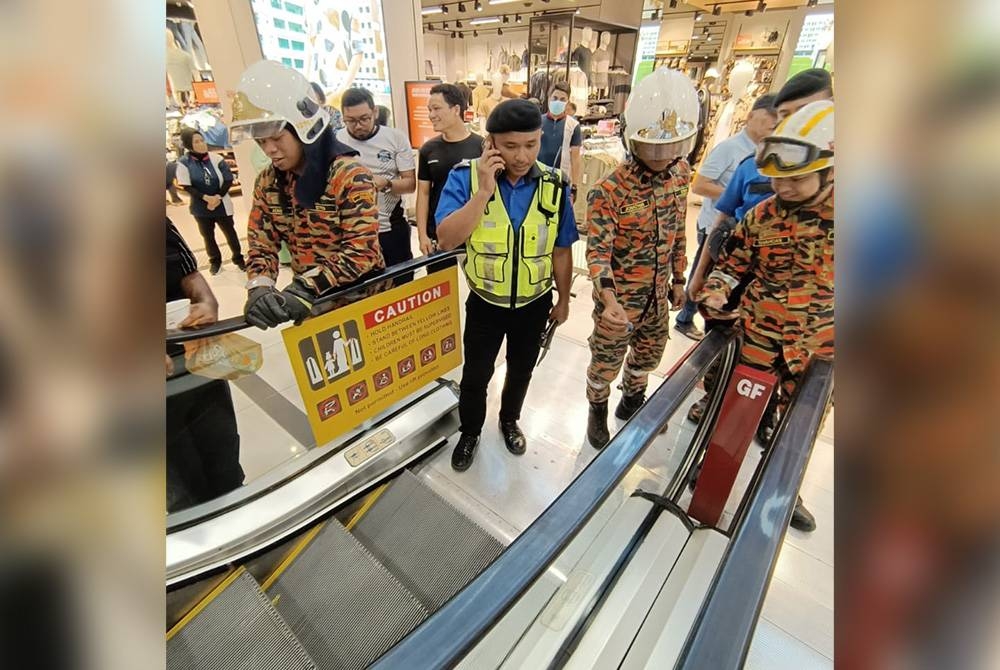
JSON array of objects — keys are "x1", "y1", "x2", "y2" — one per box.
[{"x1": 528, "y1": 13, "x2": 638, "y2": 117}]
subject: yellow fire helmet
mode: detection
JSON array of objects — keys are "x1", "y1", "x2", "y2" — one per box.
[
  {"x1": 230, "y1": 60, "x2": 330, "y2": 145},
  {"x1": 623, "y1": 67, "x2": 699, "y2": 162},
  {"x1": 756, "y1": 100, "x2": 834, "y2": 178}
]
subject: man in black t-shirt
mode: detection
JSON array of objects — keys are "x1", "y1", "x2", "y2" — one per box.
[{"x1": 416, "y1": 83, "x2": 483, "y2": 256}]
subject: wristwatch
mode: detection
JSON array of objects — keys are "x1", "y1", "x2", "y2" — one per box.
[{"x1": 380, "y1": 179, "x2": 393, "y2": 194}]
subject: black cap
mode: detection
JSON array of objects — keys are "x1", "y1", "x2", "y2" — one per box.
[
  {"x1": 486, "y1": 99, "x2": 543, "y2": 134},
  {"x1": 774, "y1": 68, "x2": 833, "y2": 107},
  {"x1": 751, "y1": 93, "x2": 777, "y2": 112}
]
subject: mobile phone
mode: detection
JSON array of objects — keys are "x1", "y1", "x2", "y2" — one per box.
[{"x1": 482, "y1": 134, "x2": 504, "y2": 180}]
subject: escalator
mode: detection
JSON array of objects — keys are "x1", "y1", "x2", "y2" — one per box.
[{"x1": 166, "y1": 255, "x2": 834, "y2": 670}]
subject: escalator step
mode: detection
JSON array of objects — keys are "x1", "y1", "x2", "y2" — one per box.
[
  {"x1": 269, "y1": 519, "x2": 429, "y2": 670},
  {"x1": 352, "y1": 470, "x2": 506, "y2": 610},
  {"x1": 167, "y1": 571, "x2": 317, "y2": 670}
]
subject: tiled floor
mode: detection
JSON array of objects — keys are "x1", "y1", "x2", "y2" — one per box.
[{"x1": 167, "y1": 196, "x2": 834, "y2": 667}]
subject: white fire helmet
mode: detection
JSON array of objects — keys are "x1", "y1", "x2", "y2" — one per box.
[
  {"x1": 230, "y1": 60, "x2": 330, "y2": 145},
  {"x1": 624, "y1": 68, "x2": 699, "y2": 162}
]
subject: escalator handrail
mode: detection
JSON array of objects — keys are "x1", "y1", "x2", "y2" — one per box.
[
  {"x1": 675, "y1": 356, "x2": 834, "y2": 670},
  {"x1": 371, "y1": 328, "x2": 741, "y2": 670},
  {"x1": 165, "y1": 249, "x2": 465, "y2": 344}
]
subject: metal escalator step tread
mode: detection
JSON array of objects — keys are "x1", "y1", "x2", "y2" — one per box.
[
  {"x1": 270, "y1": 519, "x2": 429, "y2": 670},
  {"x1": 167, "y1": 571, "x2": 317, "y2": 670},
  {"x1": 352, "y1": 469, "x2": 506, "y2": 610}
]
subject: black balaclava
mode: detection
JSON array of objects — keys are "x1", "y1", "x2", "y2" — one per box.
[{"x1": 276, "y1": 124, "x2": 359, "y2": 210}]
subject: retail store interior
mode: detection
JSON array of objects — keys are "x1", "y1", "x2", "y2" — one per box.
[{"x1": 166, "y1": 0, "x2": 835, "y2": 667}]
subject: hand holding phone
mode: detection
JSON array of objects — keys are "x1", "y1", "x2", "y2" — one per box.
[{"x1": 476, "y1": 135, "x2": 505, "y2": 196}]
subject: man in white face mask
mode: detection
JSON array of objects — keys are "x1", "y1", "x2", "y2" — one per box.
[{"x1": 538, "y1": 81, "x2": 582, "y2": 202}]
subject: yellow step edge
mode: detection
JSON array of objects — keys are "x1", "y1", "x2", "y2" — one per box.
[
  {"x1": 166, "y1": 566, "x2": 246, "y2": 642},
  {"x1": 260, "y1": 521, "x2": 327, "y2": 592},
  {"x1": 261, "y1": 479, "x2": 390, "y2": 593}
]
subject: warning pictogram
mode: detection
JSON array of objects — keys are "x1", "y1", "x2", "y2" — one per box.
[
  {"x1": 347, "y1": 380, "x2": 369, "y2": 406},
  {"x1": 317, "y1": 394, "x2": 342, "y2": 421},
  {"x1": 441, "y1": 334, "x2": 456, "y2": 354},
  {"x1": 397, "y1": 355, "x2": 416, "y2": 378},
  {"x1": 373, "y1": 367, "x2": 393, "y2": 391},
  {"x1": 420, "y1": 344, "x2": 437, "y2": 366}
]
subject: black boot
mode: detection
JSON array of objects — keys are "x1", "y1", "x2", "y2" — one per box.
[
  {"x1": 587, "y1": 401, "x2": 610, "y2": 449},
  {"x1": 615, "y1": 392, "x2": 646, "y2": 420},
  {"x1": 499, "y1": 420, "x2": 527, "y2": 455},
  {"x1": 790, "y1": 496, "x2": 816, "y2": 532},
  {"x1": 451, "y1": 432, "x2": 480, "y2": 471}
]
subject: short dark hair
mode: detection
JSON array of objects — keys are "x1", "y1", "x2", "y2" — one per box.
[
  {"x1": 549, "y1": 81, "x2": 571, "y2": 98},
  {"x1": 486, "y1": 98, "x2": 543, "y2": 134},
  {"x1": 430, "y1": 83, "x2": 468, "y2": 116},
  {"x1": 341, "y1": 86, "x2": 375, "y2": 110},
  {"x1": 751, "y1": 93, "x2": 777, "y2": 113}
]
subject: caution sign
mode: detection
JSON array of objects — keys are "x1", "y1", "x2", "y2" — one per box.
[{"x1": 283, "y1": 267, "x2": 463, "y2": 447}]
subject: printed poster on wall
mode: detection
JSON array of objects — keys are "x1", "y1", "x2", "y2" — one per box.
[
  {"x1": 404, "y1": 81, "x2": 438, "y2": 149},
  {"x1": 282, "y1": 267, "x2": 463, "y2": 447}
]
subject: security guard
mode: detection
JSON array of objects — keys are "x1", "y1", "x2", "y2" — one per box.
[
  {"x1": 228, "y1": 60, "x2": 385, "y2": 329},
  {"x1": 585, "y1": 68, "x2": 696, "y2": 449},
  {"x1": 436, "y1": 99, "x2": 578, "y2": 471},
  {"x1": 697, "y1": 100, "x2": 835, "y2": 532}
]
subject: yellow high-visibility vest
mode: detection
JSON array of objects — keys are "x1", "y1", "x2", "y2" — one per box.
[{"x1": 464, "y1": 160, "x2": 563, "y2": 308}]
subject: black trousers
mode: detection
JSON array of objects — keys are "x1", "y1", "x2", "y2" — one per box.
[
  {"x1": 166, "y1": 378, "x2": 245, "y2": 512},
  {"x1": 459, "y1": 291, "x2": 552, "y2": 435},
  {"x1": 194, "y1": 214, "x2": 244, "y2": 266},
  {"x1": 378, "y1": 215, "x2": 415, "y2": 285}
]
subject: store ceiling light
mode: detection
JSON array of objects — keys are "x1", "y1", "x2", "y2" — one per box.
[
  {"x1": 470, "y1": 16, "x2": 500, "y2": 24},
  {"x1": 457, "y1": 2, "x2": 466, "y2": 12},
  {"x1": 651, "y1": 9, "x2": 660, "y2": 20},
  {"x1": 475, "y1": 0, "x2": 483, "y2": 11},
  {"x1": 745, "y1": 9, "x2": 754, "y2": 16},
  {"x1": 441, "y1": 4, "x2": 449, "y2": 13},
  {"x1": 498, "y1": 27, "x2": 503, "y2": 35},
  {"x1": 502, "y1": 15, "x2": 509, "y2": 23},
  {"x1": 489, "y1": 0, "x2": 521, "y2": 4},
  {"x1": 516, "y1": 13, "x2": 522, "y2": 22},
  {"x1": 807, "y1": 0, "x2": 818, "y2": 5},
  {"x1": 757, "y1": 1, "x2": 766, "y2": 12},
  {"x1": 459, "y1": 31, "x2": 465, "y2": 38},
  {"x1": 456, "y1": 19, "x2": 463, "y2": 27},
  {"x1": 702, "y1": 25, "x2": 709, "y2": 34},
  {"x1": 695, "y1": 11, "x2": 702, "y2": 21},
  {"x1": 669, "y1": 0, "x2": 677, "y2": 8},
  {"x1": 443, "y1": 21, "x2": 449, "y2": 28},
  {"x1": 712, "y1": 5, "x2": 721, "y2": 15},
  {"x1": 473, "y1": 29, "x2": 479, "y2": 36},
  {"x1": 422, "y1": 6, "x2": 443, "y2": 15},
  {"x1": 451, "y1": 31, "x2": 457, "y2": 38}
]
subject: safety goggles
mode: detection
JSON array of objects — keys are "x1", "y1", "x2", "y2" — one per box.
[
  {"x1": 230, "y1": 119, "x2": 288, "y2": 145},
  {"x1": 755, "y1": 138, "x2": 832, "y2": 172}
]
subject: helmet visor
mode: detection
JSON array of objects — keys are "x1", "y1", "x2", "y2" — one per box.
[
  {"x1": 230, "y1": 120, "x2": 288, "y2": 145},
  {"x1": 756, "y1": 138, "x2": 831, "y2": 172}
]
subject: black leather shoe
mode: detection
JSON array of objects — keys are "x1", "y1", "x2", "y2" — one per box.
[
  {"x1": 615, "y1": 393, "x2": 645, "y2": 420},
  {"x1": 451, "y1": 433, "x2": 480, "y2": 471},
  {"x1": 209, "y1": 261, "x2": 222, "y2": 275},
  {"x1": 587, "y1": 401, "x2": 610, "y2": 449},
  {"x1": 790, "y1": 497, "x2": 816, "y2": 532},
  {"x1": 499, "y1": 420, "x2": 526, "y2": 455},
  {"x1": 687, "y1": 396, "x2": 708, "y2": 424}
]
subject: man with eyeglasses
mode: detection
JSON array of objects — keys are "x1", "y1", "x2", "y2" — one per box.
[{"x1": 337, "y1": 87, "x2": 417, "y2": 276}]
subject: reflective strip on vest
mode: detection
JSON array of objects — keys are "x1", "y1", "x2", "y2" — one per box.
[{"x1": 465, "y1": 160, "x2": 562, "y2": 308}]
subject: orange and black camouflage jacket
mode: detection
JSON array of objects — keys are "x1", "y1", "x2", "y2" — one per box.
[
  {"x1": 246, "y1": 156, "x2": 385, "y2": 295},
  {"x1": 586, "y1": 160, "x2": 689, "y2": 315},
  {"x1": 700, "y1": 187, "x2": 835, "y2": 369}
]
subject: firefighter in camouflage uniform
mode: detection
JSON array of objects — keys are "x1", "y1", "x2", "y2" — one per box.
[
  {"x1": 229, "y1": 60, "x2": 385, "y2": 329},
  {"x1": 697, "y1": 100, "x2": 835, "y2": 533},
  {"x1": 585, "y1": 69, "x2": 700, "y2": 449}
]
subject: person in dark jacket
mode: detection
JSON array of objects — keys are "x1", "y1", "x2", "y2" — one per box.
[{"x1": 176, "y1": 127, "x2": 246, "y2": 274}]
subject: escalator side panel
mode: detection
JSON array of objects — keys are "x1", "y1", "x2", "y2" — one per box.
[
  {"x1": 167, "y1": 571, "x2": 317, "y2": 670},
  {"x1": 352, "y1": 470, "x2": 506, "y2": 610},
  {"x1": 270, "y1": 519, "x2": 429, "y2": 670}
]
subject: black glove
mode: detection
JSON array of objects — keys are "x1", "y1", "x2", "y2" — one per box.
[
  {"x1": 279, "y1": 278, "x2": 315, "y2": 326},
  {"x1": 244, "y1": 286, "x2": 290, "y2": 329}
]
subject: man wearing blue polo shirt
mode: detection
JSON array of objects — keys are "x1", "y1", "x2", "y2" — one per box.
[
  {"x1": 436, "y1": 99, "x2": 578, "y2": 472},
  {"x1": 673, "y1": 94, "x2": 777, "y2": 340}
]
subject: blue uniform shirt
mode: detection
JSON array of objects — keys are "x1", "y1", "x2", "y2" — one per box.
[
  {"x1": 694, "y1": 130, "x2": 755, "y2": 231},
  {"x1": 435, "y1": 162, "x2": 579, "y2": 248},
  {"x1": 715, "y1": 155, "x2": 774, "y2": 222}
]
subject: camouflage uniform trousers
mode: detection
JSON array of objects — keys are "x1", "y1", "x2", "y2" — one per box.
[
  {"x1": 740, "y1": 326, "x2": 834, "y2": 434},
  {"x1": 586, "y1": 304, "x2": 671, "y2": 404}
]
